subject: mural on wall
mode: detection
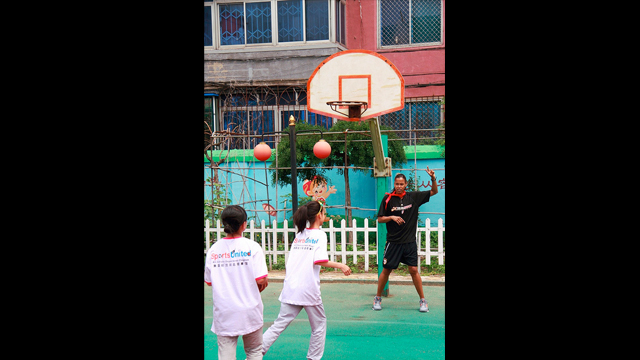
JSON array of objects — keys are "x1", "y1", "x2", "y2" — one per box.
[
  {"x1": 262, "y1": 203, "x2": 277, "y2": 216},
  {"x1": 302, "y1": 175, "x2": 337, "y2": 205},
  {"x1": 418, "y1": 178, "x2": 446, "y2": 190}
]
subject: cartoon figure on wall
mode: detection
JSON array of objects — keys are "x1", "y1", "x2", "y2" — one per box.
[{"x1": 302, "y1": 175, "x2": 337, "y2": 204}]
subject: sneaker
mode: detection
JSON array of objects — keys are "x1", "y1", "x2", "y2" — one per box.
[
  {"x1": 372, "y1": 296, "x2": 382, "y2": 311},
  {"x1": 419, "y1": 298, "x2": 429, "y2": 312}
]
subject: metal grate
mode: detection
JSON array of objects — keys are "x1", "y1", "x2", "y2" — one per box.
[
  {"x1": 217, "y1": 86, "x2": 333, "y2": 151},
  {"x1": 246, "y1": 2, "x2": 272, "y2": 44},
  {"x1": 213, "y1": 89, "x2": 442, "y2": 150},
  {"x1": 205, "y1": 6, "x2": 212, "y2": 46},
  {"x1": 380, "y1": 0, "x2": 442, "y2": 47},
  {"x1": 378, "y1": 97, "x2": 444, "y2": 146},
  {"x1": 306, "y1": 0, "x2": 329, "y2": 40},
  {"x1": 213, "y1": 1, "x2": 339, "y2": 47},
  {"x1": 219, "y1": 4, "x2": 245, "y2": 45},
  {"x1": 278, "y1": 0, "x2": 303, "y2": 42},
  {"x1": 204, "y1": 97, "x2": 215, "y2": 148}
]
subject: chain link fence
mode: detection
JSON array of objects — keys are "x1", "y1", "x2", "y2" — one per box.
[{"x1": 380, "y1": 0, "x2": 442, "y2": 47}]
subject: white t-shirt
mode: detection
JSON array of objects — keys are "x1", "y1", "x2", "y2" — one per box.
[
  {"x1": 204, "y1": 236, "x2": 269, "y2": 336},
  {"x1": 279, "y1": 228, "x2": 329, "y2": 306}
]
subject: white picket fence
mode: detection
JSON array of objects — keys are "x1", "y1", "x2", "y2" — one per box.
[{"x1": 204, "y1": 218, "x2": 445, "y2": 272}]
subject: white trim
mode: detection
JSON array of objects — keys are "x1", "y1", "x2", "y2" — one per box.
[
  {"x1": 206, "y1": 0, "x2": 342, "y2": 50},
  {"x1": 205, "y1": 42, "x2": 346, "y2": 54}
]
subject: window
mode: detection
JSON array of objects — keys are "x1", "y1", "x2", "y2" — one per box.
[
  {"x1": 305, "y1": 0, "x2": 329, "y2": 41},
  {"x1": 379, "y1": 0, "x2": 442, "y2": 48},
  {"x1": 336, "y1": 0, "x2": 345, "y2": 45},
  {"x1": 204, "y1": 96, "x2": 217, "y2": 149},
  {"x1": 278, "y1": 0, "x2": 303, "y2": 42},
  {"x1": 219, "y1": 88, "x2": 334, "y2": 150},
  {"x1": 379, "y1": 98, "x2": 443, "y2": 146},
  {"x1": 205, "y1": 6, "x2": 213, "y2": 46},
  {"x1": 282, "y1": 110, "x2": 333, "y2": 130},
  {"x1": 219, "y1": 3, "x2": 246, "y2": 45},
  {"x1": 205, "y1": 0, "x2": 341, "y2": 48},
  {"x1": 244, "y1": 2, "x2": 272, "y2": 44}
]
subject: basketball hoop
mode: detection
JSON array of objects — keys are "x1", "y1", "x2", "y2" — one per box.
[
  {"x1": 307, "y1": 50, "x2": 404, "y2": 121},
  {"x1": 326, "y1": 101, "x2": 368, "y2": 121}
]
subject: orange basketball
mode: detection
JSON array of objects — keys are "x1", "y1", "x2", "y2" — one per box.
[
  {"x1": 254, "y1": 142, "x2": 272, "y2": 161},
  {"x1": 313, "y1": 139, "x2": 331, "y2": 159}
]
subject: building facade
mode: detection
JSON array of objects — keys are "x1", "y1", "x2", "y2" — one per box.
[{"x1": 204, "y1": 0, "x2": 444, "y2": 150}]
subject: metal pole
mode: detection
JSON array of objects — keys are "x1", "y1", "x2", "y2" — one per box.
[
  {"x1": 377, "y1": 135, "x2": 390, "y2": 297},
  {"x1": 256, "y1": 121, "x2": 326, "y2": 219},
  {"x1": 289, "y1": 115, "x2": 298, "y2": 215}
]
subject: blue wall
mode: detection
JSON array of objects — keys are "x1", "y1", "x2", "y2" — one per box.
[{"x1": 205, "y1": 156, "x2": 445, "y2": 227}]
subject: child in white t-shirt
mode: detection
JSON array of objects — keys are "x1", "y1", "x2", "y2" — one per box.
[
  {"x1": 205, "y1": 205, "x2": 269, "y2": 360},
  {"x1": 262, "y1": 201, "x2": 351, "y2": 360}
]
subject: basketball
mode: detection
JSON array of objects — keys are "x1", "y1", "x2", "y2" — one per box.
[
  {"x1": 313, "y1": 139, "x2": 331, "y2": 159},
  {"x1": 254, "y1": 142, "x2": 272, "y2": 161}
]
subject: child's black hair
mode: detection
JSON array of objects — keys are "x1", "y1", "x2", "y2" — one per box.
[
  {"x1": 394, "y1": 173, "x2": 407, "y2": 182},
  {"x1": 221, "y1": 205, "x2": 247, "y2": 235},
  {"x1": 293, "y1": 201, "x2": 323, "y2": 233}
]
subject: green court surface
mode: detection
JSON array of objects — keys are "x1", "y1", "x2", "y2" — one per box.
[{"x1": 204, "y1": 282, "x2": 445, "y2": 359}]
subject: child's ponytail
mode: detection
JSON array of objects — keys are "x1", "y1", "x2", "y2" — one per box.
[
  {"x1": 293, "y1": 201, "x2": 322, "y2": 233},
  {"x1": 221, "y1": 205, "x2": 247, "y2": 236},
  {"x1": 293, "y1": 204, "x2": 309, "y2": 233}
]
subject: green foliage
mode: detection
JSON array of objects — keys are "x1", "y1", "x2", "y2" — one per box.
[
  {"x1": 279, "y1": 192, "x2": 313, "y2": 222},
  {"x1": 270, "y1": 122, "x2": 330, "y2": 187},
  {"x1": 269, "y1": 120, "x2": 407, "y2": 187},
  {"x1": 204, "y1": 179, "x2": 231, "y2": 224},
  {"x1": 204, "y1": 180, "x2": 232, "y2": 249},
  {"x1": 322, "y1": 120, "x2": 407, "y2": 176},
  {"x1": 204, "y1": 201, "x2": 213, "y2": 224}
]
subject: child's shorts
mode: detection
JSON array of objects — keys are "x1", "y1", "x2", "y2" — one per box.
[{"x1": 382, "y1": 241, "x2": 418, "y2": 269}]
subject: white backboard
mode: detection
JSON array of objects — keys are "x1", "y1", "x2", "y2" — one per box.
[{"x1": 307, "y1": 49, "x2": 404, "y2": 121}]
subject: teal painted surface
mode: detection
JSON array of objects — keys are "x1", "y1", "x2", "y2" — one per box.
[
  {"x1": 204, "y1": 146, "x2": 445, "y2": 227},
  {"x1": 205, "y1": 145, "x2": 444, "y2": 163},
  {"x1": 204, "y1": 282, "x2": 445, "y2": 360}
]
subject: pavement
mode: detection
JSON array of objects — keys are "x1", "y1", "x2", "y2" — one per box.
[
  {"x1": 266, "y1": 269, "x2": 445, "y2": 286},
  {"x1": 205, "y1": 281, "x2": 445, "y2": 360}
]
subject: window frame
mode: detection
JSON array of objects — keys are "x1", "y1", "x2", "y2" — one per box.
[
  {"x1": 205, "y1": 0, "x2": 341, "y2": 50},
  {"x1": 377, "y1": 0, "x2": 444, "y2": 49},
  {"x1": 204, "y1": 95, "x2": 219, "y2": 149}
]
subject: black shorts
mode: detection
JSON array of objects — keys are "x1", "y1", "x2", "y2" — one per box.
[{"x1": 382, "y1": 241, "x2": 418, "y2": 269}]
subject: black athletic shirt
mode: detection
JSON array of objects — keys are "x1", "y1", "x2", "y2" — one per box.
[{"x1": 377, "y1": 191, "x2": 431, "y2": 244}]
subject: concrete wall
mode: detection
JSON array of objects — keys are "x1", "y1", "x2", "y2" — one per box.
[{"x1": 204, "y1": 46, "x2": 345, "y2": 91}]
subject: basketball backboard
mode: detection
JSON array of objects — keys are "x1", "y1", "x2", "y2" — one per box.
[{"x1": 307, "y1": 49, "x2": 404, "y2": 121}]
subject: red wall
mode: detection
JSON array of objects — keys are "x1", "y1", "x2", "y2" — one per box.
[{"x1": 345, "y1": 0, "x2": 445, "y2": 98}]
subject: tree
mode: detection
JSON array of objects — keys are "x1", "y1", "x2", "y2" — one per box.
[
  {"x1": 205, "y1": 124, "x2": 234, "y2": 220},
  {"x1": 269, "y1": 122, "x2": 331, "y2": 187},
  {"x1": 269, "y1": 120, "x2": 407, "y2": 243},
  {"x1": 323, "y1": 120, "x2": 406, "y2": 241}
]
